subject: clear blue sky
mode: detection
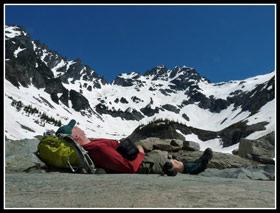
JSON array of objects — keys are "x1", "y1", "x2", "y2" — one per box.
[{"x1": 5, "y1": 4, "x2": 275, "y2": 83}]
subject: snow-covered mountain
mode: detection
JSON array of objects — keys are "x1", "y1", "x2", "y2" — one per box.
[{"x1": 4, "y1": 25, "x2": 275, "y2": 153}]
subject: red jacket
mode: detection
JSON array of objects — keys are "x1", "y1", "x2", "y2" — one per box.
[{"x1": 83, "y1": 138, "x2": 145, "y2": 173}]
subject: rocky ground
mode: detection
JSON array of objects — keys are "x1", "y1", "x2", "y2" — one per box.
[{"x1": 5, "y1": 172, "x2": 275, "y2": 209}]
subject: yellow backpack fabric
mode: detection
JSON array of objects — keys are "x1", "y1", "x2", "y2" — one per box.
[{"x1": 37, "y1": 136, "x2": 79, "y2": 169}]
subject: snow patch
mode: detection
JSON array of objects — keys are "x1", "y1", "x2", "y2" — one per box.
[{"x1": 14, "y1": 47, "x2": 26, "y2": 58}]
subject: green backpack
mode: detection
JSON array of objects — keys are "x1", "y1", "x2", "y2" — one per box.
[{"x1": 37, "y1": 133, "x2": 96, "y2": 174}]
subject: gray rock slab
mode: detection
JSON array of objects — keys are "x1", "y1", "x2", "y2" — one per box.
[
  {"x1": 5, "y1": 173, "x2": 275, "y2": 208},
  {"x1": 5, "y1": 137, "x2": 46, "y2": 172},
  {"x1": 199, "y1": 166, "x2": 275, "y2": 181}
]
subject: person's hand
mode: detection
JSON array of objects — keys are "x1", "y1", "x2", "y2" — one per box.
[
  {"x1": 117, "y1": 138, "x2": 140, "y2": 161},
  {"x1": 137, "y1": 145, "x2": 144, "y2": 154}
]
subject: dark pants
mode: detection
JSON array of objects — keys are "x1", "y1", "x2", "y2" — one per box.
[{"x1": 138, "y1": 150, "x2": 171, "y2": 174}]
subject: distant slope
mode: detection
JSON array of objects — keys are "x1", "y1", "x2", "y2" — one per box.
[{"x1": 4, "y1": 24, "x2": 275, "y2": 153}]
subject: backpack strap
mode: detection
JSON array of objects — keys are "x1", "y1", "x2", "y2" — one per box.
[
  {"x1": 66, "y1": 156, "x2": 78, "y2": 173},
  {"x1": 58, "y1": 134, "x2": 96, "y2": 174}
]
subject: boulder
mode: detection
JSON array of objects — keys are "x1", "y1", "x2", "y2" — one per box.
[
  {"x1": 199, "y1": 165, "x2": 275, "y2": 181},
  {"x1": 135, "y1": 137, "x2": 181, "y2": 152},
  {"x1": 170, "y1": 139, "x2": 183, "y2": 147},
  {"x1": 135, "y1": 137, "x2": 158, "y2": 152},
  {"x1": 182, "y1": 140, "x2": 200, "y2": 151},
  {"x1": 175, "y1": 150, "x2": 260, "y2": 170},
  {"x1": 153, "y1": 143, "x2": 181, "y2": 152},
  {"x1": 5, "y1": 137, "x2": 46, "y2": 173},
  {"x1": 232, "y1": 149, "x2": 239, "y2": 155},
  {"x1": 246, "y1": 154, "x2": 275, "y2": 165},
  {"x1": 238, "y1": 132, "x2": 275, "y2": 164}
]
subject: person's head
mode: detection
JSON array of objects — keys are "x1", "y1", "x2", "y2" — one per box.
[
  {"x1": 55, "y1": 119, "x2": 90, "y2": 145},
  {"x1": 71, "y1": 126, "x2": 90, "y2": 145}
]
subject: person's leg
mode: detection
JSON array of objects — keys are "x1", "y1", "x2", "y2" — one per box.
[
  {"x1": 181, "y1": 148, "x2": 213, "y2": 175},
  {"x1": 140, "y1": 150, "x2": 174, "y2": 175},
  {"x1": 161, "y1": 159, "x2": 183, "y2": 176},
  {"x1": 164, "y1": 148, "x2": 213, "y2": 175},
  {"x1": 170, "y1": 159, "x2": 184, "y2": 173}
]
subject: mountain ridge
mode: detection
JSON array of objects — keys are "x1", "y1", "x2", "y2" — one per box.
[{"x1": 4, "y1": 24, "x2": 275, "y2": 153}]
